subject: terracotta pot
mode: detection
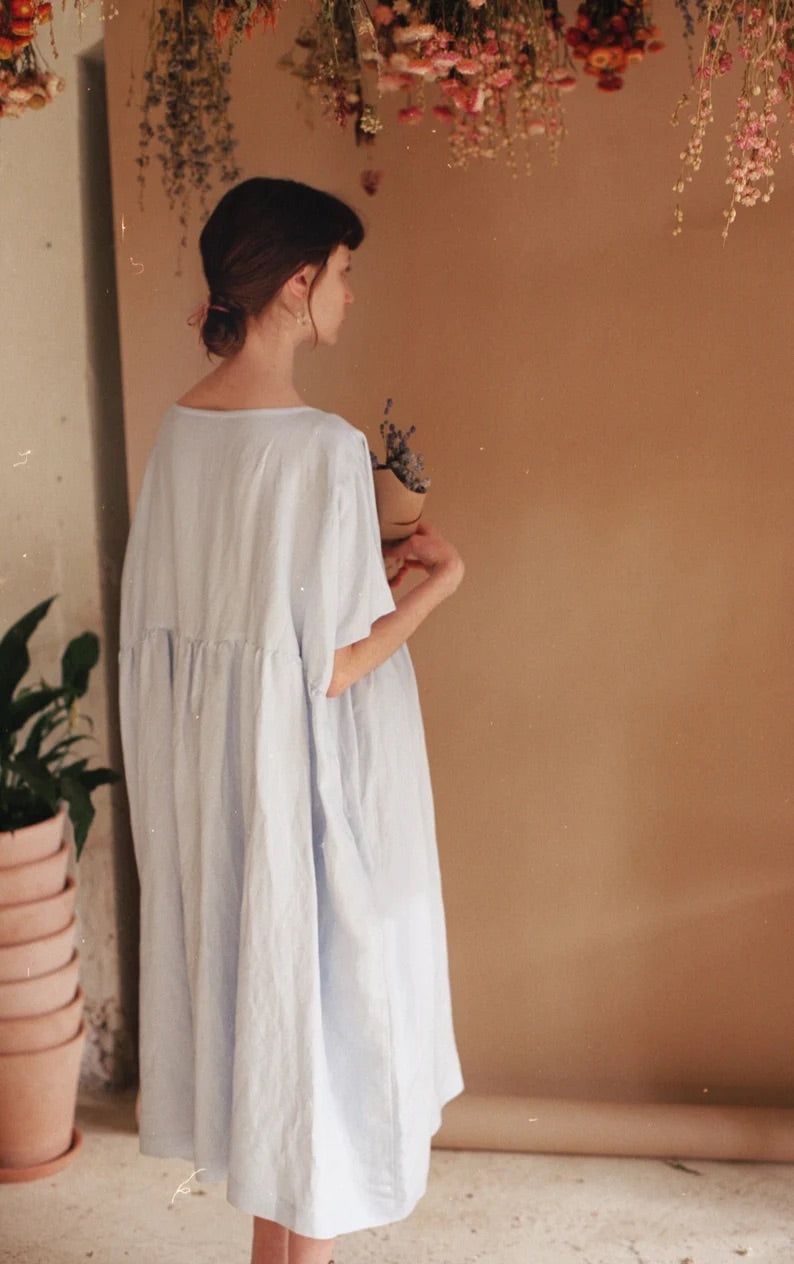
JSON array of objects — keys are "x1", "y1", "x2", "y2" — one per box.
[
  {"x1": 0, "y1": 811, "x2": 66, "y2": 869},
  {"x1": 0, "y1": 876, "x2": 76, "y2": 948},
  {"x1": 0, "y1": 841, "x2": 69, "y2": 906},
  {"x1": 0, "y1": 986, "x2": 83, "y2": 1054},
  {"x1": 0, "y1": 918, "x2": 76, "y2": 984},
  {"x1": 0, "y1": 952, "x2": 79, "y2": 1020},
  {"x1": 372, "y1": 467, "x2": 426, "y2": 542},
  {"x1": 0, "y1": 1127, "x2": 82, "y2": 1184},
  {"x1": 0, "y1": 1022, "x2": 86, "y2": 1171}
]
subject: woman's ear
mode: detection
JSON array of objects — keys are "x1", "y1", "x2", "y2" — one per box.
[{"x1": 284, "y1": 264, "x2": 315, "y2": 306}]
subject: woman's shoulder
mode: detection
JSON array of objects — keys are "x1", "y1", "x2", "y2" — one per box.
[
  {"x1": 305, "y1": 409, "x2": 370, "y2": 461},
  {"x1": 157, "y1": 401, "x2": 370, "y2": 477}
]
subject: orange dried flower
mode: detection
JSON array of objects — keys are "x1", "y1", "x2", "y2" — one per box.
[{"x1": 587, "y1": 45, "x2": 626, "y2": 72}]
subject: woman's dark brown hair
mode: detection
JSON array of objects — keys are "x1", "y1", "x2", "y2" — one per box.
[{"x1": 199, "y1": 177, "x2": 365, "y2": 358}]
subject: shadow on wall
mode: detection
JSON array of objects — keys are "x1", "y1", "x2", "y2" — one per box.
[{"x1": 78, "y1": 43, "x2": 139, "y2": 1086}]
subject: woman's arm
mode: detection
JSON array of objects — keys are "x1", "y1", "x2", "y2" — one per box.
[{"x1": 326, "y1": 521, "x2": 464, "y2": 698}]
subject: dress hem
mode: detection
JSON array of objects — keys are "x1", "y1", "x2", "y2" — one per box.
[{"x1": 138, "y1": 1076, "x2": 464, "y2": 1239}]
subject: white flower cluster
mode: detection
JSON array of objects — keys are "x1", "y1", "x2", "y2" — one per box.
[{"x1": 0, "y1": 69, "x2": 63, "y2": 118}]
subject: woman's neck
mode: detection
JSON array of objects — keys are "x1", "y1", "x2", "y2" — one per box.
[{"x1": 179, "y1": 315, "x2": 305, "y2": 411}]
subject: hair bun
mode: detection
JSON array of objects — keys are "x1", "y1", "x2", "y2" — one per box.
[{"x1": 203, "y1": 301, "x2": 245, "y2": 358}]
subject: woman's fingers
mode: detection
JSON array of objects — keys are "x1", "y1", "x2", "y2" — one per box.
[
  {"x1": 386, "y1": 557, "x2": 428, "y2": 588},
  {"x1": 383, "y1": 523, "x2": 462, "y2": 587}
]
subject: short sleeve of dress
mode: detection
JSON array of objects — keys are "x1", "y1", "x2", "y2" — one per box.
[{"x1": 302, "y1": 424, "x2": 396, "y2": 696}]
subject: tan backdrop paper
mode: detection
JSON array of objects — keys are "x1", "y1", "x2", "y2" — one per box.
[{"x1": 104, "y1": 1, "x2": 794, "y2": 1150}]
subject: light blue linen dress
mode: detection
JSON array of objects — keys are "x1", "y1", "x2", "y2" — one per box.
[{"x1": 119, "y1": 404, "x2": 463, "y2": 1238}]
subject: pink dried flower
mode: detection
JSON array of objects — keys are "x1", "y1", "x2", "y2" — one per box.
[
  {"x1": 491, "y1": 67, "x2": 515, "y2": 89},
  {"x1": 378, "y1": 72, "x2": 409, "y2": 93},
  {"x1": 554, "y1": 72, "x2": 578, "y2": 91},
  {"x1": 393, "y1": 22, "x2": 436, "y2": 44},
  {"x1": 464, "y1": 85, "x2": 486, "y2": 113},
  {"x1": 44, "y1": 73, "x2": 64, "y2": 101},
  {"x1": 407, "y1": 58, "x2": 439, "y2": 78},
  {"x1": 389, "y1": 52, "x2": 413, "y2": 71},
  {"x1": 360, "y1": 168, "x2": 383, "y2": 195},
  {"x1": 397, "y1": 104, "x2": 424, "y2": 124}
]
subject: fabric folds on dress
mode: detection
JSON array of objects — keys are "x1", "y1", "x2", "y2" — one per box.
[{"x1": 120, "y1": 405, "x2": 462, "y2": 1238}]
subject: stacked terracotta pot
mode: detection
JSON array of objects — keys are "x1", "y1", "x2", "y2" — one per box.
[{"x1": 0, "y1": 809, "x2": 85, "y2": 1182}]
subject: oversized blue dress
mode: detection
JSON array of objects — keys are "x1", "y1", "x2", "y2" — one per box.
[{"x1": 119, "y1": 404, "x2": 463, "y2": 1238}]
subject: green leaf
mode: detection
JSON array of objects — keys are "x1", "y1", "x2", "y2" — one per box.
[
  {"x1": 0, "y1": 599, "x2": 117, "y2": 855},
  {"x1": 0, "y1": 790, "x2": 56, "y2": 833},
  {"x1": 0, "y1": 597, "x2": 56, "y2": 716},
  {"x1": 37, "y1": 737, "x2": 88, "y2": 769},
  {"x1": 21, "y1": 709, "x2": 67, "y2": 759},
  {"x1": 81, "y1": 767, "x2": 120, "y2": 790},
  {"x1": 60, "y1": 774, "x2": 94, "y2": 858},
  {"x1": 57, "y1": 757, "x2": 89, "y2": 779},
  {"x1": 61, "y1": 633, "x2": 100, "y2": 697},
  {"x1": 6, "y1": 686, "x2": 67, "y2": 737},
  {"x1": 7, "y1": 752, "x2": 59, "y2": 816}
]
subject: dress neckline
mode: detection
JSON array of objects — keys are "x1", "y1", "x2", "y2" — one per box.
[{"x1": 172, "y1": 402, "x2": 315, "y2": 417}]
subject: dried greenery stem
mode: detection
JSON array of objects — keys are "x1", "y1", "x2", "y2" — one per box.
[
  {"x1": 137, "y1": 0, "x2": 240, "y2": 240},
  {"x1": 282, "y1": 0, "x2": 373, "y2": 140}
]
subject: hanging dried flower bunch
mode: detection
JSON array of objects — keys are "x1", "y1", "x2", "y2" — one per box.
[
  {"x1": 674, "y1": 0, "x2": 794, "y2": 238},
  {"x1": 280, "y1": 0, "x2": 662, "y2": 171},
  {"x1": 7, "y1": 0, "x2": 790, "y2": 240},
  {"x1": 367, "y1": 0, "x2": 571, "y2": 167},
  {"x1": 213, "y1": 0, "x2": 282, "y2": 44},
  {"x1": 280, "y1": 0, "x2": 371, "y2": 140},
  {"x1": 564, "y1": 0, "x2": 663, "y2": 93},
  {"x1": 0, "y1": 0, "x2": 63, "y2": 117},
  {"x1": 136, "y1": 1, "x2": 241, "y2": 239}
]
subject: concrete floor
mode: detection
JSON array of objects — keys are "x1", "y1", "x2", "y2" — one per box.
[{"x1": 3, "y1": 1092, "x2": 793, "y2": 1264}]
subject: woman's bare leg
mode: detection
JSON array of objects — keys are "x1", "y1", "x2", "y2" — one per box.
[
  {"x1": 251, "y1": 1217, "x2": 289, "y2": 1264},
  {"x1": 287, "y1": 1230, "x2": 336, "y2": 1264}
]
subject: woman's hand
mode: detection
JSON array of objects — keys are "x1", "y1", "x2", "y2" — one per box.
[
  {"x1": 384, "y1": 521, "x2": 464, "y2": 596},
  {"x1": 329, "y1": 523, "x2": 464, "y2": 695}
]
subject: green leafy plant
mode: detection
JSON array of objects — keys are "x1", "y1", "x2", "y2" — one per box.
[{"x1": 0, "y1": 597, "x2": 119, "y2": 858}]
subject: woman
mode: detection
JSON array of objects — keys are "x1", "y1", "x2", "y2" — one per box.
[{"x1": 120, "y1": 177, "x2": 464, "y2": 1264}]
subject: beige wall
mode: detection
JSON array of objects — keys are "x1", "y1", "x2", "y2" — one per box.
[
  {"x1": 1, "y1": 12, "x2": 135, "y2": 1083},
  {"x1": 105, "y1": 0, "x2": 794, "y2": 1131}
]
